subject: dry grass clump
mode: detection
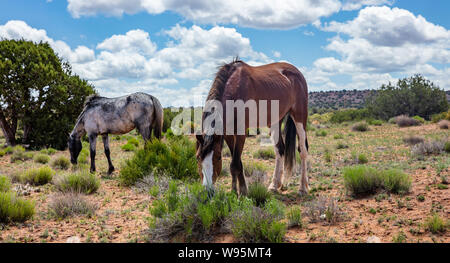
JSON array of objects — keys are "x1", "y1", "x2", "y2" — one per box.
[
  {"x1": 438, "y1": 120, "x2": 450, "y2": 129},
  {"x1": 48, "y1": 193, "x2": 97, "y2": 219},
  {"x1": 403, "y1": 135, "x2": 425, "y2": 145},
  {"x1": 303, "y1": 196, "x2": 346, "y2": 225},
  {"x1": 412, "y1": 140, "x2": 446, "y2": 157},
  {"x1": 394, "y1": 115, "x2": 421, "y2": 127},
  {"x1": 352, "y1": 122, "x2": 369, "y2": 132}
]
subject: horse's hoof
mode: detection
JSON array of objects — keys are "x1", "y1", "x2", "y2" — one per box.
[{"x1": 108, "y1": 167, "x2": 115, "y2": 175}]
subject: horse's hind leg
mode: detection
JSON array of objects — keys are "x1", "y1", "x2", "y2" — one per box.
[
  {"x1": 102, "y1": 134, "x2": 115, "y2": 175},
  {"x1": 268, "y1": 123, "x2": 284, "y2": 192},
  {"x1": 88, "y1": 134, "x2": 97, "y2": 173},
  {"x1": 293, "y1": 122, "x2": 309, "y2": 195},
  {"x1": 137, "y1": 123, "x2": 151, "y2": 142}
]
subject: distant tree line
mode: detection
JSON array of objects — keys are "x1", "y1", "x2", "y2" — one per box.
[
  {"x1": 0, "y1": 39, "x2": 95, "y2": 149},
  {"x1": 325, "y1": 75, "x2": 448, "y2": 123},
  {"x1": 366, "y1": 75, "x2": 448, "y2": 120}
]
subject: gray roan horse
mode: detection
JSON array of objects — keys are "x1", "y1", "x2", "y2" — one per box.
[{"x1": 68, "y1": 92, "x2": 163, "y2": 174}]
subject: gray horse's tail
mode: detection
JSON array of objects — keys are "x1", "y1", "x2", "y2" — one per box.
[
  {"x1": 284, "y1": 114, "x2": 297, "y2": 174},
  {"x1": 151, "y1": 96, "x2": 163, "y2": 140}
]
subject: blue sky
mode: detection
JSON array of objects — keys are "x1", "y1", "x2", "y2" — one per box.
[{"x1": 1, "y1": 0, "x2": 449, "y2": 106}]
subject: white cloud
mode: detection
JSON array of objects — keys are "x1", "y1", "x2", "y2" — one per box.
[
  {"x1": 341, "y1": 0, "x2": 393, "y2": 11},
  {"x1": 67, "y1": 0, "x2": 342, "y2": 29},
  {"x1": 97, "y1": 29, "x2": 156, "y2": 55},
  {"x1": 322, "y1": 6, "x2": 450, "y2": 46},
  {"x1": 0, "y1": 20, "x2": 95, "y2": 63},
  {"x1": 0, "y1": 20, "x2": 274, "y2": 106}
]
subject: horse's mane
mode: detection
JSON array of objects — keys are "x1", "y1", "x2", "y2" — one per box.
[
  {"x1": 84, "y1": 94, "x2": 105, "y2": 108},
  {"x1": 206, "y1": 57, "x2": 243, "y2": 102}
]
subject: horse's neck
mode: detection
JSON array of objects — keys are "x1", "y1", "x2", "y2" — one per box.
[{"x1": 71, "y1": 118, "x2": 86, "y2": 139}]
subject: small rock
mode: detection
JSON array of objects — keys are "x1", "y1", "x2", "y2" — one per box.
[
  {"x1": 366, "y1": 236, "x2": 381, "y2": 243},
  {"x1": 66, "y1": 236, "x2": 81, "y2": 243},
  {"x1": 320, "y1": 214, "x2": 327, "y2": 220}
]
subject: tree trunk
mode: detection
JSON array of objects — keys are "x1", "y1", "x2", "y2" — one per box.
[{"x1": 0, "y1": 109, "x2": 16, "y2": 146}]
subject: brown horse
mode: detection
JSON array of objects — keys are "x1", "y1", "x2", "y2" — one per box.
[{"x1": 196, "y1": 59, "x2": 309, "y2": 196}]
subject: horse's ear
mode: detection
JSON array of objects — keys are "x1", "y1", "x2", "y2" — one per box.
[{"x1": 196, "y1": 134, "x2": 204, "y2": 145}]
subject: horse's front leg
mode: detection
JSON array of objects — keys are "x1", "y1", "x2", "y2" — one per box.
[
  {"x1": 89, "y1": 134, "x2": 97, "y2": 173},
  {"x1": 102, "y1": 134, "x2": 115, "y2": 175},
  {"x1": 224, "y1": 136, "x2": 237, "y2": 193},
  {"x1": 230, "y1": 135, "x2": 247, "y2": 196}
]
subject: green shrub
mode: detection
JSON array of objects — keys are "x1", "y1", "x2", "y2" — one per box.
[
  {"x1": 368, "y1": 119, "x2": 383, "y2": 126},
  {"x1": 392, "y1": 231, "x2": 407, "y2": 243},
  {"x1": 248, "y1": 182, "x2": 271, "y2": 207},
  {"x1": 121, "y1": 143, "x2": 136, "y2": 152},
  {"x1": 336, "y1": 143, "x2": 349, "y2": 149},
  {"x1": 412, "y1": 115, "x2": 425, "y2": 124},
  {"x1": 352, "y1": 122, "x2": 369, "y2": 132},
  {"x1": 0, "y1": 175, "x2": 11, "y2": 192},
  {"x1": 10, "y1": 146, "x2": 33, "y2": 163},
  {"x1": 230, "y1": 198, "x2": 286, "y2": 243},
  {"x1": 20, "y1": 166, "x2": 54, "y2": 186},
  {"x1": 243, "y1": 161, "x2": 268, "y2": 178},
  {"x1": 253, "y1": 148, "x2": 275, "y2": 160},
  {"x1": 315, "y1": 130, "x2": 327, "y2": 137},
  {"x1": 48, "y1": 193, "x2": 97, "y2": 219},
  {"x1": 147, "y1": 183, "x2": 240, "y2": 242},
  {"x1": 424, "y1": 214, "x2": 447, "y2": 234},
  {"x1": 333, "y1": 133, "x2": 344, "y2": 139},
  {"x1": 34, "y1": 154, "x2": 50, "y2": 164},
  {"x1": 344, "y1": 166, "x2": 412, "y2": 196},
  {"x1": 431, "y1": 110, "x2": 450, "y2": 123},
  {"x1": 343, "y1": 166, "x2": 382, "y2": 196},
  {"x1": 286, "y1": 206, "x2": 303, "y2": 228},
  {"x1": 127, "y1": 137, "x2": 140, "y2": 147},
  {"x1": 358, "y1": 154, "x2": 368, "y2": 164},
  {"x1": 382, "y1": 169, "x2": 411, "y2": 194},
  {"x1": 0, "y1": 149, "x2": 6, "y2": 157},
  {"x1": 120, "y1": 136, "x2": 198, "y2": 186},
  {"x1": 77, "y1": 147, "x2": 89, "y2": 164},
  {"x1": 0, "y1": 191, "x2": 35, "y2": 223},
  {"x1": 324, "y1": 150, "x2": 332, "y2": 163},
  {"x1": 51, "y1": 156, "x2": 70, "y2": 170},
  {"x1": 54, "y1": 170, "x2": 100, "y2": 194},
  {"x1": 149, "y1": 199, "x2": 168, "y2": 218},
  {"x1": 4, "y1": 146, "x2": 13, "y2": 154},
  {"x1": 445, "y1": 142, "x2": 450, "y2": 153},
  {"x1": 41, "y1": 148, "x2": 57, "y2": 155}
]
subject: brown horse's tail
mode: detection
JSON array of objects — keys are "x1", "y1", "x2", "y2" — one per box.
[
  {"x1": 284, "y1": 114, "x2": 297, "y2": 173},
  {"x1": 151, "y1": 96, "x2": 163, "y2": 140}
]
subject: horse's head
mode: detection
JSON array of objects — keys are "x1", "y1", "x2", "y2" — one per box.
[
  {"x1": 196, "y1": 133, "x2": 223, "y2": 194},
  {"x1": 68, "y1": 135, "x2": 82, "y2": 164}
]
